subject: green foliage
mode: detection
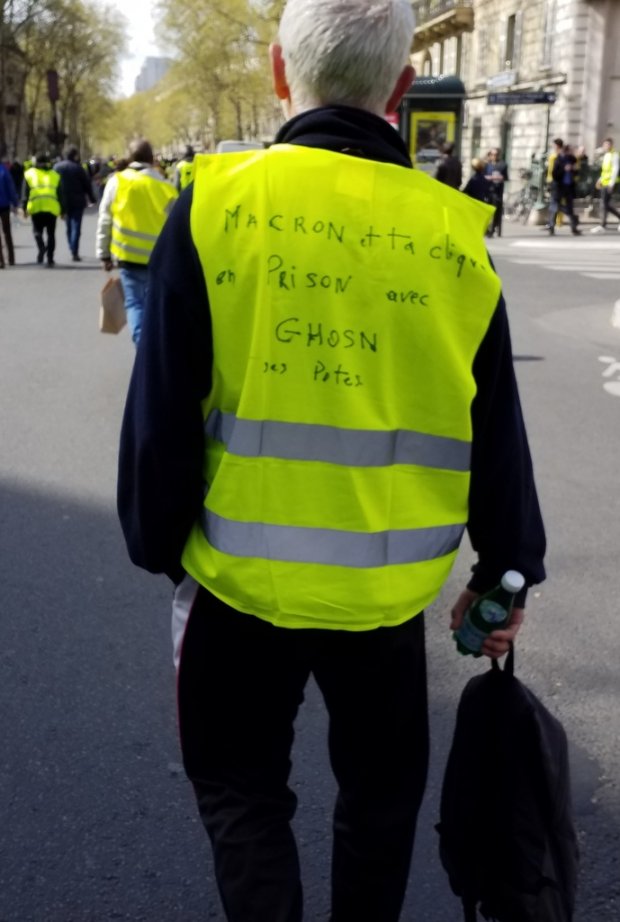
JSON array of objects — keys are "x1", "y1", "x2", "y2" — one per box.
[
  {"x1": 0, "y1": 0, "x2": 126, "y2": 156},
  {"x1": 1, "y1": 0, "x2": 285, "y2": 156},
  {"x1": 147, "y1": 0, "x2": 284, "y2": 149}
]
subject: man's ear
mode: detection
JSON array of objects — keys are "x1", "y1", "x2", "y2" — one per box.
[
  {"x1": 385, "y1": 65, "x2": 415, "y2": 115},
  {"x1": 270, "y1": 43, "x2": 291, "y2": 102}
]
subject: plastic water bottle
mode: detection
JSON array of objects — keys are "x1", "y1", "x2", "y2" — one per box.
[{"x1": 454, "y1": 570, "x2": 525, "y2": 656}]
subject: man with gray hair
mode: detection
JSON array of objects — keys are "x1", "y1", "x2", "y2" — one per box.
[{"x1": 118, "y1": 2, "x2": 545, "y2": 919}]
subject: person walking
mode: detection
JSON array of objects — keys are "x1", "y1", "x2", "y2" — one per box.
[
  {"x1": 22, "y1": 152, "x2": 64, "y2": 267},
  {"x1": 590, "y1": 137, "x2": 620, "y2": 233},
  {"x1": 9, "y1": 159, "x2": 24, "y2": 198},
  {"x1": 117, "y1": 2, "x2": 546, "y2": 920},
  {"x1": 434, "y1": 140, "x2": 462, "y2": 189},
  {"x1": 547, "y1": 141, "x2": 581, "y2": 236},
  {"x1": 95, "y1": 138, "x2": 178, "y2": 344},
  {"x1": 0, "y1": 157, "x2": 19, "y2": 267},
  {"x1": 484, "y1": 147, "x2": 509, "y2": 237},
  {"x1": 174, "y1": 145, "x2": 196, "y2": 192},
  {"x1": 463, "y1": 157, "x2": 493, "y2": 204},
  {"x1": 54, "y1": 145, "x2": 96, "y2": 261}
]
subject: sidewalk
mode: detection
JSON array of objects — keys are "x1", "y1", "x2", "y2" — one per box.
[{"x1": 497, "y1": 203, "x2": 619, "y2": 240}]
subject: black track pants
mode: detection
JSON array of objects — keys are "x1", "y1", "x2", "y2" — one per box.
[{"x1": 177, "y1": 585, "x2": 429, "y2": 922}]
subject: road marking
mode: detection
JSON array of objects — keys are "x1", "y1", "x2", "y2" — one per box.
[
  {"x1": 510, "y1": 239, "x2": 620, "y2": 250},
  {"x1": 492, "y1": 242, "x2": 620, "y2": 282},
  {"x1": 510, "y1": 259, "x2": 617, "y2": 270},
  {"x1": 598, "y1": 356, "x2": 620, "y2": 397}
]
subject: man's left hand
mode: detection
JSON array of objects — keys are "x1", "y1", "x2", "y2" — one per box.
[{"x1": 450, "y1": 590, "x2": 525, "y2": 659}]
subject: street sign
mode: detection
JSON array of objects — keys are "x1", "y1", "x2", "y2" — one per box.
[
  {"x1": 487, "y1": 70, "x2": 517, "y2": 90},
  {"x1": 487, "y1": 91, "x2": 556, "y2": 106}
]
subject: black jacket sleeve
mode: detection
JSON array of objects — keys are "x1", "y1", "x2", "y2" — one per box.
[
  {"x1": 56, "y1": 179, "x2": 66, "y2": 215},
  {"x1": 82, "y1": 165, "x2": 96, "y2": 204},
  {"x1": 466, "y1": 295, "x2": 546, "y2": 604},
  {"x1": 117, "y1": 189, "x2": 211, "y2": 583}
]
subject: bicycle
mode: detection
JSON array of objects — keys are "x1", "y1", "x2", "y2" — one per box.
[{"x1": 504, "y1": 169, "x2": 539, "y2": 224}]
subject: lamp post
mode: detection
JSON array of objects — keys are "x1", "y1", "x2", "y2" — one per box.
[{"x1": 46, "y1": 69, "x2": 67, "y2": 156}]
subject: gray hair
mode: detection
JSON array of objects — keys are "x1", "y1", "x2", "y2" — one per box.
[{"x1": 278, "y1": 0, "x2": 415, "y2": 114}]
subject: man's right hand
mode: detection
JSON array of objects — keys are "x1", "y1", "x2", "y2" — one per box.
[{"x1": 102, "y1": 258, "x2": 114, "y2": 272}]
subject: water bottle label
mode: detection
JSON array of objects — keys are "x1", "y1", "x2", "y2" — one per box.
[
  {"x1": 454, "y1": 619, "x2": 488, "y2": 654},
  {"x1": 478, "y1": 600, "x2": 508, "y2": 625}
]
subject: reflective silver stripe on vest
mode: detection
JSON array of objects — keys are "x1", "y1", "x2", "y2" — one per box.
[
  {"x1": 202, "y1": 509, "x2": 464, "y2": 567},
  {"x1": 110, "y1": 239, "x2": 153, "y2": 257},
  {"x1": 112, "y1": 220, "x2": 158, "y2": 242},
  {"x1": 206, "y1": 410, "x2": 470, "y2": 472},
  {"x1": 30, "y1": 193, "x2": 58, "y2": 203}
]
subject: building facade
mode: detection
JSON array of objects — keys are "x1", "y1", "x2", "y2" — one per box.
[
  {"x1": 411, "y1": 0, "x2": 620, "y2": 178},
  {"x1": 134, "y1": 57, "x2": 173, "y2": 94}
]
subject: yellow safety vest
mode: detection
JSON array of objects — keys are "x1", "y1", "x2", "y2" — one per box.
[
  {"x1": 183, "y1": 145, "x2": 500, "y2": 631},
  {"x1": 24, "y1": 167, "x2": 61, "y2": 216},
  {"x1": 110, "y1": 169, "x2": 178, "y2": 265},
  {"x1": 177, "y1": 159, "x2": 195, "y2": 190},
  {"x1": 600, "y1": 150, "x2": 618, "y2": 187}
]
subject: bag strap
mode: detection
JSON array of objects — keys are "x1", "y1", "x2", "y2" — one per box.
[{"x1": 491, "y1": 642, "x2": 514, "y2": 676}]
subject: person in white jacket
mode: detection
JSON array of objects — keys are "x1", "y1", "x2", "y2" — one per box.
[{"x1": 96, "y1": 139, "x2": 177, "y2": 343}]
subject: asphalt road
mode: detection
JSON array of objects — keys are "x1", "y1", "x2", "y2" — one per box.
[{"x1": 1, "y1": 212, "x2": 619, "y2": 921}]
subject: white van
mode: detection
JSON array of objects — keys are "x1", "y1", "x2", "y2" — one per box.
[{"x1": 216, "y1": 140, "x2": 265, "y2": 154}]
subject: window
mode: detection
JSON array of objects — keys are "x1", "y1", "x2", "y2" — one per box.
[
  {"x1": 541, "y1": 0, "x2": 556, "y2": 69},
  {"x1": 422, "y1": 51, "x2": 433, "y2": 77},
  {"x1": 501, "y1": 120, "x2": 513, "y2": 169},
  {"x1": 506, "y1": 15, "x2": 517, "y2": 68},
  {"x1": 500, "y1": 12, "x2": 523, "y2": 71},
  {"x1": 476, "y1": 27, "x2": 488, "y2": 81},
  {"x1": 471, "y1": 117, "x2": 482, "y2": 161}
]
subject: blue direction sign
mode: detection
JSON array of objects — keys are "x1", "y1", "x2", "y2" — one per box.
[{"x1": 487, "y1": 91, "x2": 556, "y2": 105}]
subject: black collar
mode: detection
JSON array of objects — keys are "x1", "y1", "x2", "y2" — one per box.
[{"x1": 275, "y1": 105, "x2": 412, "y2": 169}]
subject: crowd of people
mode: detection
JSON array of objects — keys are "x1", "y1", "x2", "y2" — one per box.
[
  {"x1": 434, "y1": 136, "x2": 618, "y2": 238},
  {"x1": 2, "y1": 131, "x2": 618, "y2": 274},
  {"x1": 435, "y1": 144, "x2": 510, "y2": 237},
  {"x1": 0, "y1": 144, "x2": 197, "y2": 271}
]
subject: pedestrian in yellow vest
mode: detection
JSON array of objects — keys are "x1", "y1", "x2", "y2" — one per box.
[
  {"x1": 173, "y1": 145, "x2": 195, "y2": 192},
  {"x1": 118, "y1": 2, "x2": 546, "y2": 919},
  {"x1": 22, "y1": 151, "x2": 65, "y2": 267},
  {"x1": 545, "y1": 138, "x2": 564, "y2": 227},
  {"x1": 95, "y1": 138, "x2": 178, "y2": 344},
  {"x1": 590, "y1": 137, "x2": 620, "y2": 233}
]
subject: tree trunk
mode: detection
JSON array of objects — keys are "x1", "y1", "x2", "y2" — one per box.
[{"x1": 0, "y1": 4, "x2": 8, "y2": 154}]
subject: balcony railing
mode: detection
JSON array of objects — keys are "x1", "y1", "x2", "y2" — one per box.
[{"x1": 412, "y1": 0, "x2": 474, "y2": 51}]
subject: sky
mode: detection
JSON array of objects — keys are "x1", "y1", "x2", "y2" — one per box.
[{"x1": 111, "y1": 0, "x2": 164, "y2": 97}]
